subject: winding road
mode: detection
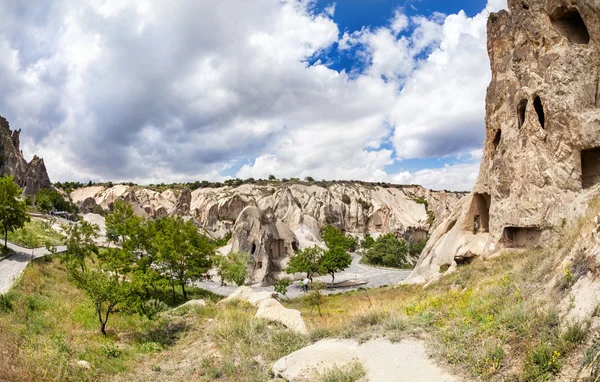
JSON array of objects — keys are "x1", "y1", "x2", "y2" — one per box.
[
  {"x1": 0, "y1": 242, "x2": 66, "y2": 294},
  {"x1": 196, "y1": 253, "x2": 412, "y2": 298}
]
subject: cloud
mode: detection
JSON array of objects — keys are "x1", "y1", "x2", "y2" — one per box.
[{"x1": 0, "y1": 0, "x2": 507, "y2": 191}]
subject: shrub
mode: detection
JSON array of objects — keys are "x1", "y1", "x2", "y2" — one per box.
[
  {"x1": 363, "y1": 234, "x2": 410, "y2": 268},
  {"x1": 316, "y1": 361, "x2": 366, "y2": 382},
  {"x1": 361, "y1": 235, "x2": 374, "y2": 249},
  {"x1": 341, "y1": 194, "x2": 351, "y2": 205},
  {"x1": 274, "y1": 278, "x2": 292, "y2": 298}
]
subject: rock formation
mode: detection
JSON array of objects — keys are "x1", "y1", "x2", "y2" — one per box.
[
  {"x1": 0, "y1": 115, "x2": 51, "y2": 196},
  {"x1": 71, "y1": 182, "x2": 464, "y2": 239},
  {"x1": 407, "y1": 0, "x2": 600, "y2": 283},
  {"x1": 230, "y1": 206, "x2": 300, "y2": 286}
]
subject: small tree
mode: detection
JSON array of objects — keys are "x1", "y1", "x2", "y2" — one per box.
[
  {"x1": 285, "y1": 245, "x2": 325, "y2": 281},
  {"x1": 62, "y1": 220, "x2": 99, "y2": 271},
  {"x1": 268, "y1": 174, "x2": 277, "y2": 181},
  {"x1": 0, "y1": 176, "x2": 30, "y2": 248},
  {"x1": 364, "y1": 233, "x2": 410, "y2": 268},
  {"x1": 361, "y1": 235, "x2": 375, "y2": 249},
  {"x1": 274, "y1": 278, "x2": 293, "y2": 298},
  {"x1": 320, "y1": 246, "x2": 352, "y2": 284},
  {"x1": 321, "y1": 225, "x2": 355, "y2": 251},
  {"x1": 305, "y1": 281, "x2": 326, "y2": 316},
  {"x1": 215, "y1": 251, "x2": 250, "y2": 286},
  {"x1": 305, "y1": 176, "x2": 315, "y2": 182},
  {"x1": 154, "y1": 216, "x2": 214, "y2": 301}
]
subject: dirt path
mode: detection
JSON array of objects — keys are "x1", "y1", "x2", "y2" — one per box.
[
  {"x1": 0, "y1": 242, "x2": 66, "y2": 294},
  {"x1": 273, "y1": 338, "x2": 460, "y2": 381}
]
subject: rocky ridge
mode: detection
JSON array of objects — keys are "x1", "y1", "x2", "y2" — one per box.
[
  {"x1": 70, "y1": 182, "x2": 465, "y2": 239},
  {"x1": 0, "y1": 115, "x2": 51, "y2": 196}
]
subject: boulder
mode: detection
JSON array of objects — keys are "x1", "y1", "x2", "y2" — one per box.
[
  {"x1": 217, "y1": 286, "x2": 274, "y2": 307},
  {"x1": 173, "y1": 299, "x2": 206, "y2": 312},
  {"x1": 76, "y1": 360, "x2": 91, "y2": 369},
  {"x1": 79, "y1": 197, "x2": 99, "y2": 214},
  {"x1": 255, "y1": 298, "x2": 308, "y2": 335}
]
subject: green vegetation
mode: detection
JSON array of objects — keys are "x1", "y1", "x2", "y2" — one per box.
[
  {"x1": 316, "y1": 361, "x2": 366, "y2": 382},
  {"x1": 211, "y1": 231, "x2": 232, "y2": 248},
  {"x1": 213, "y1": 251, "x2": 250, "y2": 286},
  {"x1": 362, "y1": 233, "x2": 411, "y2": 268},
  {"x1": 274, "y1": 277, "x2": 293, "y2": 298},
  {"x1": 341, "y1": 193, "x2": 351, "y2": 204},
  {"x1": 7, "y1": 219, "x2": 65, "y2": 248},
  {"x1": 321, "y1": 224, "x2": 356, "y2": 252},
  {"x1": 0, "y1": 175, "x2": 30, "y2": 248},
  {"x1": 360, "y1": 234, "x2": 375, "y2": 249},
  {"x1": 286, "y1": 245, "x2": 325, "y2": 281},
  {"x1": 284, "y1": 247, "x2": 590, "y2": 381},
  {"x1": 35, "y1": 188, "x2": 79, "y2": 214}
]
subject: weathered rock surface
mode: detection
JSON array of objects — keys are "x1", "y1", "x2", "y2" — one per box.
[
  {"x1": 174, "y1": 299, "x2": 206, "y2": 311},
  {"x1": 0, "y1": 115, "x2": 51, "y2": 196},
  {"x1": 408, "y1": 0, "x2": 600, "y2": 284},
  {"x1": 231, "y1": 206, "x2": 301, "y2": 285},
  {"x1": 71, "y1": 182, "x2": 464, "y2": 238},
  {"x1": 272, "y1": 338, "x2": 457, "y2": 382},
  {"x1": 255, "y1": 298, "x2": 308, "y2": 335},
  {"x1": 217, "y1": 286, "x2": 275, "y2": 306}
]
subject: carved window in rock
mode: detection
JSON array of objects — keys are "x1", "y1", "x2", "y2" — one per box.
[
  {"x1": 581, "y1": 148, "x2": 600, "y2": 189},
  {"x1": 550, "y1": 7, "x2": 590, "y2": 44},
  {"x1": 533, "y1": 96, "x2": 545, "y2": 129},
  {"x1": 467, "y1": 193, "x2": 490, "y2": 234},
  {"x1": 517, "y1": 99, "x2": 528, "y2": 129},
  {"x1": 501, "y1": 227, "x2": 542, "y2": 248}
]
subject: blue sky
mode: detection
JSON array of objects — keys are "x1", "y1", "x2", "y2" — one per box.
[{"x1": 0, "y1": 0, "x2": 504, "y2": 191}]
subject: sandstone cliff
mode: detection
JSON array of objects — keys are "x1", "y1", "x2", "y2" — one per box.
[
  {"x1": 407, "y1": 0, "x2": 600, "y2": 284},
  {"x1": 0, "y1": 115, "x2": 51, "y2": 196}
]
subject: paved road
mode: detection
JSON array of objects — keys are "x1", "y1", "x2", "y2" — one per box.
[
  {"x1": 0, "y1": 242, "x2": 66, "y2": 294},
  {"x1": 196, "y1": 253, "x2": 411, "y2": 298}
]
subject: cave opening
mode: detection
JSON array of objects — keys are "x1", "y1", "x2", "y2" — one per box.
[
  {"x1": 502, "y1": 227, "x2": 542, "y2": 248},
  {"x1": 581, "y1": 147, "x2": 600, "y2": 189},
  {"x1": 550, "y1": 7, "x2": 590, "y2": 44},
  {"x1": 517, "y1": 99, "x2": 528, "y2": 129},
  {"x1": 468, "y1": 193, "x2": 491, "y2": 234},
  {"x1": 533, "y1": 96, "x2": 545, "y2": 129},
  {"x1": 493, "y1": 130, "x2": 502, "y2": 151}
]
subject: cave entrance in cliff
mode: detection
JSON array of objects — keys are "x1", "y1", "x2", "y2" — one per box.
[
  {"x1": 251, "y1": 243, "x2": 256, "y2": 255},
  {"x1": 533, "y1": 96, "x2": 545, "y2": 129},
  {"x1": 581, "y1": 148, "x2": 600, "y2": 189},
  {"x1": 292, "y1": 242, "x2": 299, "y2": 252},
  {"x1": 550, "y1": 7, "x2": 590, "y2": 44},
  {"x1": 469, "y1": 193, "x2": 490, "y2": 234},
  {"x1": 517, "y1": 99, "x2": 528, "y2": 129},
  {"x1": 501, "y1": 227, "x2": 542, "y2": 248},
  {"x1": 270, "y1": 240, "x2": 285, "y2": 258}
]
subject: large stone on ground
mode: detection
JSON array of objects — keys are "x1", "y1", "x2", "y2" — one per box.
[
  {"x1": 272, "y1": 338, "x2": 457, "y2": 382},
  {"x1": 217, "y1": 286, "x2": 274, "y2": 307},
  {"x1": 255, "y1": 298, "x2": 308, "y2": 335}
]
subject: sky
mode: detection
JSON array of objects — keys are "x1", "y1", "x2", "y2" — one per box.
[{"x1": 0, "y1": 0, "x2": 507, "y2": 191}]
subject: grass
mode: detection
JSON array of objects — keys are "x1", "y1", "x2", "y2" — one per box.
[
  {"x1": 315, "y1": 361, "x2": 366, "y2": 382},
  {"x1": 7, "y1": 219, "x2": 66, "y2": 248},
  {"x1": 283, "y1": 248, "x2": 588, "y2": 381},
  {"x1": 0, "y1": 255, "x2": 221, "y2": 381}
]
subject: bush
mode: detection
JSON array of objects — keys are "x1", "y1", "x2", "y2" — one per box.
[
  {"x1": 341, "y1": 194, "x2": 351, "y2": 205},
  {"x1": 274, "y1": 278, "x2": 292, "y2": 298},
  {"x1": 360, "y1": 235, "x2": 374, "y2": 249},
  {"x1": 363, "y1": 234, "x2": 410, "y2": 268}
]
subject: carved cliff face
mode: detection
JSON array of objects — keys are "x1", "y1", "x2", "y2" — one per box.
[
  {"x1": 407, "y1": 0, "x2": 600, "y2": 283},
  {"x1": 0, "y1": 116, "x2": 51, "y2": 196},
  {"x1": 478, "y1": 0, "x2": 600, "y2": 243}
]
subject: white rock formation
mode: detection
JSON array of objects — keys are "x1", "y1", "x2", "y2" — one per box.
[
  {"x1": 272, "y1": 338, "x2": 457, "y2": 382},
  {"x1": 255, "y1": 298, "x2": 308, "y2": 335}
]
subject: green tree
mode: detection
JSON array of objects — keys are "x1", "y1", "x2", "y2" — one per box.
[
  {"x1": 154, "y1": 216, "x2": 214, "y2": 301},
  {"x1": 0, "y1": 176, "x2": 30, "y2": 248},
  {"x1": 285, "y1": 245, "x2": 325, "y2": 281},
  {"x1": 268, "y1": 174, "x2": 277, "y2": 181},
  {"x1": 304, "y1": 176, "x2": 315, "y2": 182},
  {"x1": 364, "y1": 233, "x2": 410, "y2": 268},
  {"x1": 361, "y1": 235, "x2": 375, "y2": 249},
  {"x1": 320, "y1": 246, "x2": 352, "y2": 284},
  {"x1": 105, "y1": 201, "x2": 141, "y2": 245},
  {"x1": 274, "y1": 278, "x2": 292, "y2": 298},
  {"x1": 214, "y1": 251, "x2": 250, "y2": 286},
  {"x1": 62, "y1": 220, "x2": 99, "y2": 271},
  {"x1": 68, "y1": 257, "x2": 132, "y2": 336},
  {"x1": 35, "y1": 188, "x2": 77, "y2": 213},
  {"x1": 321, "y1": 224, "x2": 356, "y2": 251}
]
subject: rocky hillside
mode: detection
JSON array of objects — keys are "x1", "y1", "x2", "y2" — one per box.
[
  {"x1": 70, "y1": 182, "x2": 465, "y2": 240},
  {"x1": 0, "y1": 115, "x2": 51, "y2": 196},
  {"x1": 407, "y1": 0, "x2": 600, "y2": 284}
]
